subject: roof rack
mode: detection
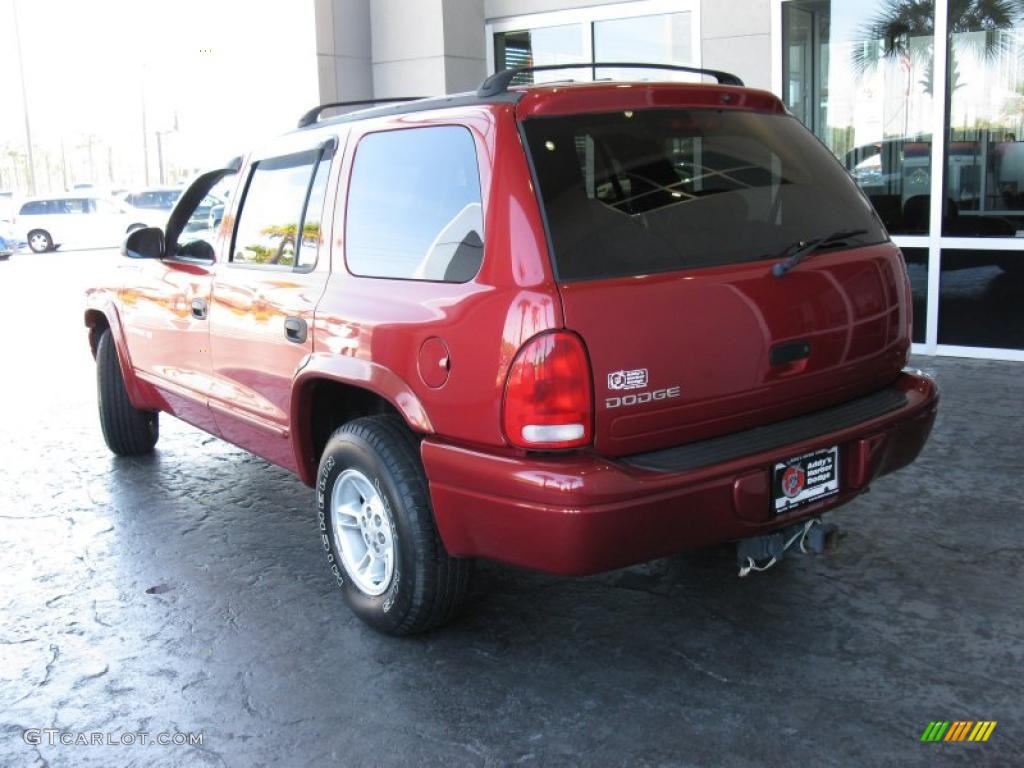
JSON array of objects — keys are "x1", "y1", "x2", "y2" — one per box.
[
  {"x1": 297, "y1": 98, "x2": 426, "y2": 129},
  {"x1": 476, "y1": 62, "x2": 743, "y2": 97}
]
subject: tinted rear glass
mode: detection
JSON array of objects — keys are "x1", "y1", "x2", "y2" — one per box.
[{"x1": 523, "y1": 109, "x2": 886, "y2": 281}]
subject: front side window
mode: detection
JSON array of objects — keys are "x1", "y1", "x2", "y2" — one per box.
[
  {"x1": 345, "y1": 126, "x2": 484, "y2": 282},
  {"x1": 232, "y1": 150, "x2": 323, "y2": 268},
  {"x1": 524, "y1": 108, "x2": 886, "y2": 281},
  {"x1": 298, "y1": 158, "x2": 331, "y2": 269}
]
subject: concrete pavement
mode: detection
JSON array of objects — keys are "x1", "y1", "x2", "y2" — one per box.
[{"x1": 1, "y1": 249, "x2": 1021, "y2": 767}]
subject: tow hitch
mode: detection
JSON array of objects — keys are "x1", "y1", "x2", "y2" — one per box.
[{"x1": 736, "y1": 519, "x2": 839, "y2": 577}]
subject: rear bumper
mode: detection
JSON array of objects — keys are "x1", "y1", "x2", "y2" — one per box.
[{"x1": 422, "y1": 371, "x2": 938, "y2": 575}]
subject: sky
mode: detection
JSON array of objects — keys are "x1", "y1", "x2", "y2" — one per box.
[{"x1": 0, "y1": 0, "x2": 319, "y2": 194}]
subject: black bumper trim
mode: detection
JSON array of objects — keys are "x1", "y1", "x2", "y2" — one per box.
[{"x1": 622, "y1": 387, "x2": 909, "y2": 473}]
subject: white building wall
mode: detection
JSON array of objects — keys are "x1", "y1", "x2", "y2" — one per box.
[
  {"x1": 700, "y1": 0, "x2": 772, "y2": 90},
  {"x1": 314, "y1": 0, "x2": 373, "y2": 102},
  {"x1": 484, "y1": 0, "x2": 624, "y2": 18}
]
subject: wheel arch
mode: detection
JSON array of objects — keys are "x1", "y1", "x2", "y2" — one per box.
[
  {"x1": 291, "y1": 358, "x2": 434, "y2": 486},
  {"x1": 84, "y1": 306, "x2": 154, "y2": 410}
]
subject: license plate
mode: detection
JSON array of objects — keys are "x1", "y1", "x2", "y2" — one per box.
[{"x1": 772, "y1": 446, "x2": 839, "y2": 514}]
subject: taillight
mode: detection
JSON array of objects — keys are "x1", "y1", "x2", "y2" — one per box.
[{"x1": 503, "y1": 331, "x2": 592, "y2": 450}]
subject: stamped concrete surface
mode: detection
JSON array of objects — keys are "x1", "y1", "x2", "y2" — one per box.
[{"x1": 1, "y1": 249, "x2": 1022, "y2": 768}]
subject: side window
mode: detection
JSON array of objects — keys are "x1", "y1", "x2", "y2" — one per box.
[
  {"x1": 298, "y1": 156, "x2": 331, "y2": 269},
  {"x1": 346, "y1": 126, "x2": 484, "y2": 282},
  {"x1": 232, "y1": 150, "x2": 321, "y2": 268}
]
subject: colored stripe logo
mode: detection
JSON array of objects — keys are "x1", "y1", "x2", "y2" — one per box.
[{"x1": 921, "y1": 721, "x2": 997, "y2": 742}]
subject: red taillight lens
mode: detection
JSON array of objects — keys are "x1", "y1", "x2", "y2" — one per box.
[{"x1": 503, "y1": 331, "x2": 592, "y2": 450}]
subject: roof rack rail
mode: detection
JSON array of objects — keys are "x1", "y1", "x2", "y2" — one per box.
[
  {"x1": 297, "y1": 98, "x2": 426, "y2": 129},
  {"x1": 476, "y1": 62, "x2": 743, "y2": 97}
]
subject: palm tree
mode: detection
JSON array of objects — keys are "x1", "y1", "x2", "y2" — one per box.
[{"x1": 853, "y1": 0, "x2": 1023, "y2": 78}]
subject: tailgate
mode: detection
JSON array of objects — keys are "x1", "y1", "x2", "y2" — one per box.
[{"x1": 559, "y1": 244, "x2": 909, "y2": 456}]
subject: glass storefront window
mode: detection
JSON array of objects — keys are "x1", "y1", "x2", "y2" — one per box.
[
  {"x1": 940, "y1": 249, "x2": 1024, "y2": 348},
  {"x1": 493, "y1": 25, "x2": 584, "y2": 85},
  {"x1": 491, "y1": 4, "x2": 697, "y2": 88},
  {"x1": 782, "y1": 1, "x2": 935, "y2": 235},
  {"x1": 901, "y1": 247, "x2": 928, "y2": 343},
  {"x1": 943, "y1": 3, "x2": 1024, "y2": 237},
  {"x1": 594, "y1": 13, "x2": 693, "y2": 81}
]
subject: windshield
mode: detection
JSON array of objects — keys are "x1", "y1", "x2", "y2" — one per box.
[{"x1": 522, "y1": 109, "x2": 887, "y2": 281}]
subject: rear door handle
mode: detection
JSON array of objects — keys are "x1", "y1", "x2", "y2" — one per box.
[
  {"x1": 284, "y1": 316, "x2": 307, "y2": 344},
  {"x1": 191, "y1": 297, "x2": 208, "y2": 319}
]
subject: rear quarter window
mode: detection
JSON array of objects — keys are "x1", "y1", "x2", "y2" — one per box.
[
  {"x1": 345, "y1": 125, "x2": 484, "y2": 283},
  {"x1": 20, "y1": 201, "x2": 47, "y2": 215}
]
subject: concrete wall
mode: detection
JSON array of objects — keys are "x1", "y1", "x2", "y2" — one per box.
[
  {"x1": 484, "y1": 0, "x2": 624, "y2": 19},
  {"x1": 370, "y1": 0, "x2": 448, "y2": 96},
  {"x1": 316, "y1": 0, "x2": 774, "y2": 101},
  {"x1": 314, "y1": 0, "x2": 373, "y2": 103},
  {"x1": 318, "y1": 0, "x2": 486, "y2": 101},
  {"x1": 441, "y1": 0, "x2": 487, "y2": 92},
  {"x1": 700, "y1": 0, "x2": 771, "y2": 91}
]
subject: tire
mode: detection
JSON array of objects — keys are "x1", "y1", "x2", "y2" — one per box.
[
  {"x1": 317, "y1": 415, "x2": 472, "y2": 635},
  {"x1": 28, "y1": 229, "x2": 52, "y2": 253},
  {"x1": 96, "y1": 329, "x2": 159, "y2": 456}
]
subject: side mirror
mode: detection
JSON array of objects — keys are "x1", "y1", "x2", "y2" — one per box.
[{"x1": 122, "y1": 227, "x2": 164, "y2": 259}]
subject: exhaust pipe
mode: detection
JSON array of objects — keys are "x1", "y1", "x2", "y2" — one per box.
[{"x1": 736, "y1": 519, "x2": 839, "y2": 577}]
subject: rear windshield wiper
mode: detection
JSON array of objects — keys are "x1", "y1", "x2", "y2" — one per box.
[{"x1": 771, "y1": 229, "x2": 868, "y2": 278}]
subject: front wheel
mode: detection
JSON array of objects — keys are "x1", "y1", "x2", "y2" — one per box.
[
  {"x1": 317, "y1": 415, "x2": 472, "y2": 635},
  {"x1": 28, "y1": 229, "x2": 52, "y2": 253},
  {"x1": 96, "y1": 329, "x2": 159, "y2": 455}
]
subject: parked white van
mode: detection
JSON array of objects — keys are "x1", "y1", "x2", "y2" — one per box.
[{"x1": 14, "y1": 195, "x2": 163, "y2": 253}]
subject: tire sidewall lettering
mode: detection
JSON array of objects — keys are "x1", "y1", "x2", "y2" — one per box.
[{"x1": 317, "y1": 455, "x2": 344, "y2": 587}]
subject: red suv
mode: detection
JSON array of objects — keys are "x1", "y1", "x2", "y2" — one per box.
[{"x1": 85, "y1": 64, "x2": 938, "y2": 635}]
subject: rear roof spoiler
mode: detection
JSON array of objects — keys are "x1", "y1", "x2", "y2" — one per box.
[{"x1": 477, "y1": 62, "x2": 744, "y2": 97}]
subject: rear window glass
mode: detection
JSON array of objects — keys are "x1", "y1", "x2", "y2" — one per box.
[{"x1": 523, "y1": 109, "x2": 886, "y2": 281}]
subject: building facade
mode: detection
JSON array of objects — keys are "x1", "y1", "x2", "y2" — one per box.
[{"x1": 315, "y1": 0, "x2": 1024, "y2": 361}]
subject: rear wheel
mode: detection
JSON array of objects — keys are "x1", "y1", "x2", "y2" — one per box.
[
  {"x1": 317, "y1": 415, "x2": 472, "y2": 635},
  {"x1": 96, "y1": 329, "x2": 159, "y2": 455},
  {"x1": 28, "y1": 229, "x2": 52, "y2": 253}
]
